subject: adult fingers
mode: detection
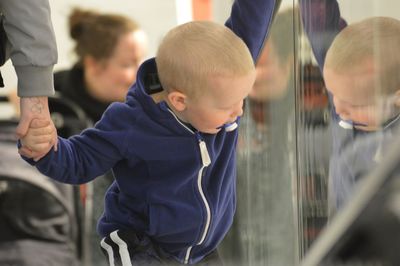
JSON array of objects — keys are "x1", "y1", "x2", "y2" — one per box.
[
  {"x1": 31, "y1": 118, "x2": 51, "y2": 129},
  {"x1": 30, "y1": 125, "x2": 54, "y2": 136},
  {"x1": 31, "y1": 134, "x2": 53, "y2": 144},
  {"x1": 16, "y1": 116, "x2": 31, "y2": 139},
  {"x1": 28, "y1": 142, "x2": 52, "y2": 153}
]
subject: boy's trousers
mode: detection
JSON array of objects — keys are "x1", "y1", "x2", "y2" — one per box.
[{"x1": 100, "y1": 229, "x2": 223, "y2": 266}]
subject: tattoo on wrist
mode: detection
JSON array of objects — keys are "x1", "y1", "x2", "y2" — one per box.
[{"x1": 29, "y1": 97, "x2": 44, "y2": 114}]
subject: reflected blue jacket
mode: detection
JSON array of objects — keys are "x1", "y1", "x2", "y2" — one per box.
[
  {"x1": 300, "y1": 0, "x2": 400, "y2": 210},
  {"x1": 27, "y1": 0, "x2": 276, "y2": 263}
]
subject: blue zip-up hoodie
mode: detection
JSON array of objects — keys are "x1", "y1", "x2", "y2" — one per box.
[{"x1": 28, "y1": 0, "x2": 276, "y2": 264}]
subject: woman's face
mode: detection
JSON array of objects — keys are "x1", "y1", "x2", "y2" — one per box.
[{"x1": 87, "y1": 30, "x2": 147, "y2": 102}]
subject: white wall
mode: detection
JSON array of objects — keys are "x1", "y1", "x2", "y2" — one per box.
[{"x1": 338, "y1": 0, "x2": 400, "y2": 23}]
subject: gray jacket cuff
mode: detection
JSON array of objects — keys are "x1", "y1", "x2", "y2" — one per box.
[{"x1": 15, "y1": 65, "x2": 55, "y2": 97}]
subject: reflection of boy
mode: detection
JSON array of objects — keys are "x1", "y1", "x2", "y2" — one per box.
[
  {"x1": 300, "y1": 0, "x2": 400, "y2": 212},
  {"x1": 19, "y1": 0, "x2": 276, "y2": 264}
]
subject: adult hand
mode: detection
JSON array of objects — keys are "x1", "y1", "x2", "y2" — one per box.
[{"x1": 17, "y1": 96, "x2": 58, "y2": 158}]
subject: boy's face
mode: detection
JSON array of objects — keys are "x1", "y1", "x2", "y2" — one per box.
[
  {"x1": 182, "y1": 71, "x2": 256, "y2": 134},
  {"x1": 324, "y1": 64, "x2": 397, "y2": 131}
]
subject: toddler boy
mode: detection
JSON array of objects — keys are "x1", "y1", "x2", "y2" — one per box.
[{"x1": 20, "y1": 0, "x2": 277, "y2": 264}]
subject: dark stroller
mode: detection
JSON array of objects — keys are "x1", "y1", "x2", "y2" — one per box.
[{"x1": 0, "y1": 94, "x2": 93, "y2": 265}]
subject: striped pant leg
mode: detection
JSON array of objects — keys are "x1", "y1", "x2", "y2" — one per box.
[{"x1": 100, "y1": 229, "x2": 167, "y2": 266}]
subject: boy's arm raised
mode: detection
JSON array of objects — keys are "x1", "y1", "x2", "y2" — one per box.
[
  {"x1": 299, "y1": 0, "x2": 347, "y2": 70},
  {"x1": 225, "y1": 0, "x2": 278, "y2": 63}
]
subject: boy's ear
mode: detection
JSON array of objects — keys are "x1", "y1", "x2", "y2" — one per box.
[{"x1": 167, "y1": 90, "x2": 187, "y2": 111}]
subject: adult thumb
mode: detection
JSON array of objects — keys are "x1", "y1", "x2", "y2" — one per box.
[{"x1": 16, "y1": 116, "x2": 31, "y2": 139}]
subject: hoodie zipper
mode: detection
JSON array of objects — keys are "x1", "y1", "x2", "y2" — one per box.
[{"x1": 166, "y1": 109, "x2": 212, "y2": 264}]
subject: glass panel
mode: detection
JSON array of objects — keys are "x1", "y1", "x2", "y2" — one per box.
[
  {"x1": 220, "y1": 2, "x2": 300, "y2": 266},
  {"x1": 296, "y1": 59, "x2": 331, "y2": 256},
  {"x1": 298, "y1": 0, "x2": 400, "y2": 264},
  {"x1": 296, "y1": 4, "x2": 331, "y2": 257}
]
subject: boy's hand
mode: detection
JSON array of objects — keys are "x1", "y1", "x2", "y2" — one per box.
[
  {"x1": 19, "y1": 118, "x2": 58, "y2": 161},
  {"x1": 17, "y1": 96, "x2": 58, "y2": 154}
]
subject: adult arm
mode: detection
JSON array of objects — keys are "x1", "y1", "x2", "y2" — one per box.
[
  {"x1": 0, "y1": 0, "x2": 57, "y2": 97},
  {"x1": 299, "y1": 0, "x2": 347, "y2": 69},
  {"x1": 0, "y1": 0, "x2": 58, "y2": 148}
]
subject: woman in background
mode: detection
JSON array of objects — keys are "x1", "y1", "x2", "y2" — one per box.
[{"x1": 55, "y1": 8, "x2": 147, "y2": 123}]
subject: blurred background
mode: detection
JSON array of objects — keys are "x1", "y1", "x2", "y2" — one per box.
[{"x1": 1, "y1": 0, "x2": 400, "y2": 265}]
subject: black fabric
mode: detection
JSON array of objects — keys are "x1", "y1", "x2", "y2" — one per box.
[
  {"x1": 0, "y1": 15, "x2": 8, "y2": 87},
  {"x1": 101, "y1": 230, "x2": 164, "y2": 266},
  {"x1": 145, "y1": 72, "x2": 163, "y2": 94},
  {"x1": 0, "y1": 72, "x2": 4, "y2": 88},
  {"x1": 48, "y1": 93, "x2": 92, "y2": 138},
  {"x1": 54, "y1": 65, "x2": 109, "y2": 123}
]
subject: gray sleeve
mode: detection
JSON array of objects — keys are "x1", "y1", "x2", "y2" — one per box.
[{"x1": 0, "y1": 0, "x2": 57, "y2": 97}]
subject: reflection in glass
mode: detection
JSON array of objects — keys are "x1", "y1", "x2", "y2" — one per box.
[
  {"x1": 220, "y1": 6, "x2": 299, "y2": 266},
  {"x1": 299, "y1": 0, "x2": 400, "y2": 264},
  {"x1": 296, "y1": 61, "x2": 330, "y2": 256}
]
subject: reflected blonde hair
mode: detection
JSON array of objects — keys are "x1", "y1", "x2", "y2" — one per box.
[
  {"x1": 325, "y1": 17, "x2": 400, "y2": 95},
  {"x1": 156, "y1": 21, "x2": 255, "y2": 98}
]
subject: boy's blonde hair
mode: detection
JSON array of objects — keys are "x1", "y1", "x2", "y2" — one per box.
[
  {"x1": 325, "y1": 17, "x2": 400, "y2": 95},
  {"x1": 156, "y1": 21, "x2": 255, "y2": 98}
]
